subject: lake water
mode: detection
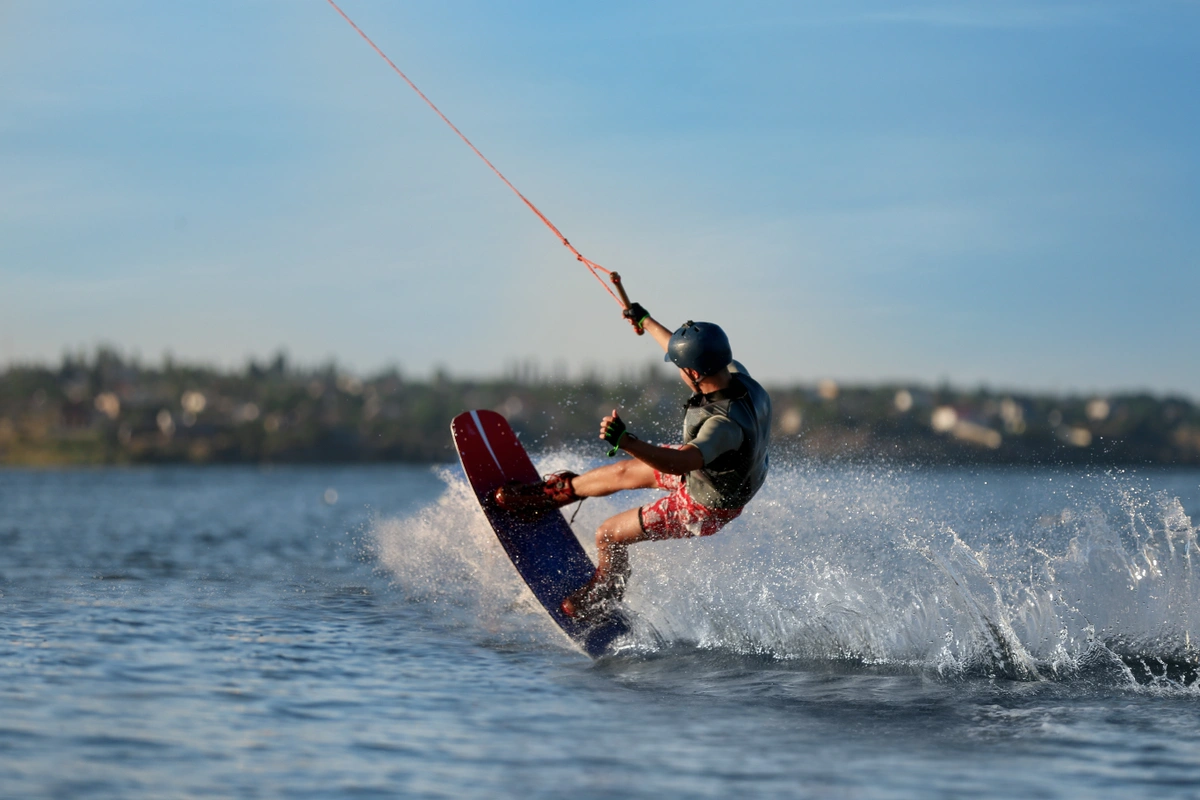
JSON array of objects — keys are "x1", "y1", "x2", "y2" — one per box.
[{"x1": 2, "y1": 458, "x2": 1200, "y2": 798}]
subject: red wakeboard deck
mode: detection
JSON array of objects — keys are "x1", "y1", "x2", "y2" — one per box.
[{"x1": 450, "y1": 409, "x2": 630, "y2": 657}]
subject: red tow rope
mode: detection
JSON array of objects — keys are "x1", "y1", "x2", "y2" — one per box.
[{"x1": 324, "y1": 0, "x2": 630, "y2": 313}]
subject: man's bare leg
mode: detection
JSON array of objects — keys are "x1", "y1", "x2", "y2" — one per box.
[
  {"x1": 570, "y1": 459, "x2": 657, "y2": 498},
  {"x1": 562, "y1": 506, "x2": 656, "y2": 617},
  {"x1": 594, "y1": 506, "x2": 653, "y2": 575},
  {"x1": 496, "y1": 457, "x2": 659, "y2": 514}
]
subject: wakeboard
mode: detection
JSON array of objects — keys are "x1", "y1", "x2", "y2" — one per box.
[{"x1": 450, "y1": 409, "x2": 631, "y2": 657}]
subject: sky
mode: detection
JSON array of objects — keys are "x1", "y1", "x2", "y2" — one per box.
[{"x1": 2, "y1": 1, "x2": 1198, "y2": 396}]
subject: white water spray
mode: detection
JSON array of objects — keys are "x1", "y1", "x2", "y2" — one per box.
[{"x1": 372, "y1": 457, "x2": 1200, "y2": 687}]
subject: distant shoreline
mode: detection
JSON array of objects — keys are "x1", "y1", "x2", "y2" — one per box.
[{"x1": 3, "y1": 351, "x2": 1198, "y2": 468}]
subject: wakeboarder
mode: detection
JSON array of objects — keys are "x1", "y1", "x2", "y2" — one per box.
[{"x1": 494, "y1": 302, "x2": 772, "y2": 618}]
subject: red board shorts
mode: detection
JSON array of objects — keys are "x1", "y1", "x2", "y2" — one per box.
[{"x1": 639, "y1": 470, "x2": 743, "y2": 541}]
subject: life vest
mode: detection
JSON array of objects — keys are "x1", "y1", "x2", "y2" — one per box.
[{"x1": 681, "y1": 364, "x2": 772, "y2": 509}]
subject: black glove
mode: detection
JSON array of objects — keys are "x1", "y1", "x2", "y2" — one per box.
[
  {"x1": 601, "y1": 412, "x2": 629, "y2": 457},
  {"x1": 622, "y1": 302, "x2": 649, "y2": 332}
]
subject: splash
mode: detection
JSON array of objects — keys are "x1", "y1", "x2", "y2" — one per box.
[{"x1": 372, "y1": 456, "x2": 1200, "y2": 687}]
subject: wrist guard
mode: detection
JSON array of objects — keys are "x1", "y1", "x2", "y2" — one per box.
[
  {"x1": 622, "y1": 302, "x2": 650, "y2": 331},
  {"x1": 603, "y1": 416, "x2": 629, "y2": 457}
]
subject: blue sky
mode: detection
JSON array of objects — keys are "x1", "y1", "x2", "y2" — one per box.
[{"x1": 2, "y1": 1, "x2": 1198, "y2": 396}]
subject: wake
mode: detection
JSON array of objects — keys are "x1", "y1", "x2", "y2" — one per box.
[{"x1": 372, "y1": 455, "x2": 1200, "y2": 690}]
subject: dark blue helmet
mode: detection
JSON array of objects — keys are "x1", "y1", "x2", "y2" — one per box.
[{"x1": 664, "y1": 321, "x2": 732, "y2": 376}]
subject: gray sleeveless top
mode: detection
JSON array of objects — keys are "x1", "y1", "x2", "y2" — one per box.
[{"x1": 681, "y1": 362, "x2": 772, "y2": 509}]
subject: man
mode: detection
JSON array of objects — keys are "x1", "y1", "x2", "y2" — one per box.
[{"x1": 495, "y1": 303, "x2": 772, "y2": 619}]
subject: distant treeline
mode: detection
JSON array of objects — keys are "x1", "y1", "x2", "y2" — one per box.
[{"x1": 1, "y1": 349, "x2": 1198, "y2": 467}]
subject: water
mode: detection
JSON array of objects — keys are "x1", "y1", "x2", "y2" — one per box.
[{"x1": 2, "y1": 460, "x2": 1200, "y2": 798}]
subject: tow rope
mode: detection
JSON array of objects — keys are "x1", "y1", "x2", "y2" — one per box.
[{"x1": 325, "y1": 0, "x2": 640, "y2": 327}]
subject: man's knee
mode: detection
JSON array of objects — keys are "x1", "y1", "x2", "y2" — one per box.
[
  {"x1": 597, "y1": 511, "x2": 644, "y2": 548},
  {"x1": 596, "y1": 520, "x2": 618, "y2": 547},
  {"x1": 616, "y1": 459, "x2": 656, "y2": 490},
  {"x1": 611, "y1": 458, "x2": 639, "y2": 483}
]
